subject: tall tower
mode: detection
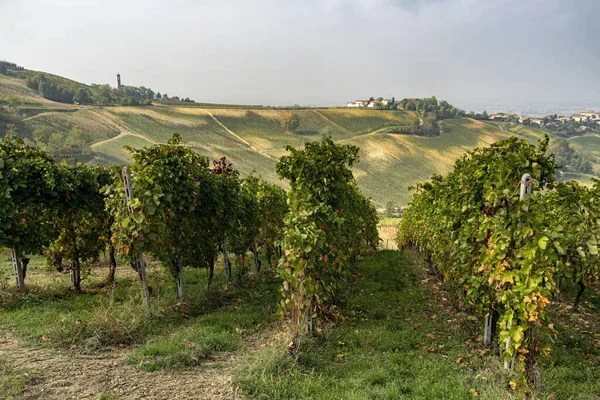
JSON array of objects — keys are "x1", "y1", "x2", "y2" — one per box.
[{"x1": 117, "y1": 73, "x2": 122, "y2": 89}]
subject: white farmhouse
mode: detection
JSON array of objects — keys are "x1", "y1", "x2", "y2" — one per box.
[
  {"x1": 530, "y1": 117, "x2": 544, "y2": 125},
  {"x1": 347, "y1": 100, "x2": 368, "y2": 108}
]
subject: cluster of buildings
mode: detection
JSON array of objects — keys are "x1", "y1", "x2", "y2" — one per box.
[
  {"x1": 490, "y1": 110, "x2": 600, "y2": 126},
  {"x1": 347, "y1": 98, "x2": 393, "y2": 108}
]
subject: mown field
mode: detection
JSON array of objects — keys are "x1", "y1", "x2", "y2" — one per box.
[{"x1": 1, "y1": 71, "x2": 599, "y2": 207}]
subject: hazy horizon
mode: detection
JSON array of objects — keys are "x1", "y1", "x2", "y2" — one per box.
[{"x1": 2, "y1": 0, "x2": 599, "y2": 109}]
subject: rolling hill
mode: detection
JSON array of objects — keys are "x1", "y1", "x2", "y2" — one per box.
[{"x1": 1, "y1": 69, "x2": 598, "y2": 207}]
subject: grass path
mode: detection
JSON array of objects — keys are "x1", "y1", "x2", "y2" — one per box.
[
  {"x1": 202, "y1": 109, "x2": 279, "y2": 161},
  {"x1": 201, "y1": 109, "x2": 253, "y2": 148},
  {"x1": 312, "y1": 110, "x2": 355, "y2": 136},
  {"x1": 236, "y1": 250, "x2": 600, "y2": 399},
  {"x1": 2, "y1": 251, "x2": 599, "y2": 399},
  {"x1": 0, "y1": 332, "x2": 241, "y2": 399},
  {"x1": 89, "y1": 110, "x2": 158, "y2": 149}
]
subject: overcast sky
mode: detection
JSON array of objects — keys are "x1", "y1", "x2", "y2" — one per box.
[{"x1": 1, "y1": 0, "x2": 599, "y2": 108}]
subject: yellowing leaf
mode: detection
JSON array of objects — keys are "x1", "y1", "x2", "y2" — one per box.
[
  {"x1": 538, "y1": 236, "x2": 549, "y2": 250},
  {"x1": 587, "y1": 240, "x2": 598, "y2": 255},
  {"x1": 528, "y1": 310, "x2": 538, "y2": 321},
  {"x1": 512, "y1": 327, "x2": 523, "y2": 343}
]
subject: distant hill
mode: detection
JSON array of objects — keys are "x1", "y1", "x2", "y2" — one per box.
[{"x1": 1, "y1": 67, "x2": 598, "y2": 207}]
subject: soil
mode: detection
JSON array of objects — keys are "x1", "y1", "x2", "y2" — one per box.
[{"x1": 0, "y1": 332, "x2": 242, "y2": 400}]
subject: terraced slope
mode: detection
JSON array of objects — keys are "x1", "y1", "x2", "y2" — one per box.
[{"x1": 1, "y1": 71, "x2": 598, "y2": 207}]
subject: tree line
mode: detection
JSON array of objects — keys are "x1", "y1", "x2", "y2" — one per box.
[
  {"x1": 541, "y1": 115, "x2": 600, "y2": 138},
  {"x1": 24, "y1": 72, "x2": 196, "y2": 106},
  {"x1": 0, "y1": 61, "x2": 25, "y2": 75}
]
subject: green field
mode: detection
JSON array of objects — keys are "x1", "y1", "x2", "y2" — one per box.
[
  {"x1": 1, "y1": 70, "x2": 599, "y2": 207},
  {"x1": 1, "y1": 250, "x2": 598, "y2": 399}
]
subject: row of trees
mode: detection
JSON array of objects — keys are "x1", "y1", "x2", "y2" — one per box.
[
  {"x1": 32, "y1": 126, "x2": 92, "y2": 161},
  {"x1": 112, "y1": 86, "x2": 195, "y2": 103},
  {"x1": 24, "y1": 74, "x2": 154, "y2": 106},
  {"x1": 542, "y1": 116, "x2": 600, "y2": 137},
  {"x1": 397, "y1": 136, "x2": 599, "y2": 383},
  {"x1": 397, "y1": 97, "x2": 465, "y2": 119},
  {"x1": 0, "y1": 61, "x2": 24, "y2": 75},
  {"x1": 547, "y1": 138, "x2": 593, "y2": 174}
]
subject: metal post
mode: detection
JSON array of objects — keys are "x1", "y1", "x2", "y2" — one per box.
[
  {"x1": 504, "y1": 173, "x2": 532, "y2": 370},
  {"x1": 520, "y1": 173, "x2": 532, "y2": 201}
]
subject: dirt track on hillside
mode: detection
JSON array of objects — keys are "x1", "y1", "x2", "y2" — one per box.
[{"x1": 0, "y1": 333, "x2": 242, "y2": 400}]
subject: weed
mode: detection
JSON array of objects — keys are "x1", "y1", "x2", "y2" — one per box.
[{"x1": 0, "y1": 360, "x2": 37, "y2": 399}]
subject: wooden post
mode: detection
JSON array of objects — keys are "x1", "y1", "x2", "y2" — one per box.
[
  {"x1": 10, "y1": 247, "x2": 24, "y2": 293},
  {"x1": 222, "y1": 236, "x2": 231, "y2": 282},
  {"x1": 484, "y1": 313, "x2": 493, "y2": 346},
  {"x1": 70, "y1": 260, "x2": 76, "y2": 288},
  {"x1": 176, "y1": 257, "x2": 184, "y2": 301},
  {"x1": 252, "y1": 244, "x2": 261, "y2": 272},
  {"x1": 306, "y1": 304, "x2": 314, "y2": 335},
  {"x1": 122, "y1": 166, "x2": 152, "y2": 311}
]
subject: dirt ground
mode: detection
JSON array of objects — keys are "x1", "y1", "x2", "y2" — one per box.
[{"x1": 0, "y1": 333, "x2": 242, "y2": 400}]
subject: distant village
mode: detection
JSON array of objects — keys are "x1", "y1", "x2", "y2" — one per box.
[
  {"x1": 488, "y1": 110, "x2": 600, "y2": 126},
  {"x1": 347, "y1": 97, "x2": 600, "y2": 127}
]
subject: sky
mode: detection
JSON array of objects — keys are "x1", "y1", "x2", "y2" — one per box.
[{"x1": 1, "y1": 0, "x2": 599, "y2": 109}]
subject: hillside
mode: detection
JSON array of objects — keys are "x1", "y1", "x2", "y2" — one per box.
[{"x1": 1, "y1": 69, "x2": 599, "y2": 207}]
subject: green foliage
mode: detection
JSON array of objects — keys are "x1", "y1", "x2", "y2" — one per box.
[
  {"x1": 236, "y1": 251, "x2": 507, "y2": 399},
  {"x1": 230, "y1": 178, "x2": 260, "y2": 259},
  {"x1": 385, "y1": 201, "x2": 395, "y2": 218},
  {"x1": 276, "y1": 138, "x2": 379, "y2": 345},
  {"x1": 543, "y1": 115, "x2": 600, "y2": 138},
  {"x1": 241, "y1": 174, "x2": 288, "y2": 267},
  {"x1": 34, "y1": 126, "x2": 92, "y2": 161},
  {"x1": 547, "y1": 138, "x2": 593, "y2": 174},
  {"x1": 93, "y1": 84, "x2": 113, "y2": 105},
  {"x1": 26, "y1": 73, "x2": 74, "y2": 103},
  {"x1": 72, "y1": 87, "x2": 93, "y2": 105},
  {"x1": 0, "y1": 61, "x2": 24, "y2": 75},
  {"x1": 45, "y1": 164, "x2": 113, "y2": 290},
  {"x1": 0, "y1": 359, "x2": 36, "y2": 399},
  {"x1": 115, "y1": 85, "x2": 155, "y2": 101},
  {"x1": 539, "y1": 181, "x2": 600, "y2": 295},
  {"x1": 398, "y1": 136, "x2": 567, "y2": 371},
  {"x1": 281, "y1": 113, "x2": 300, "y2": 133},
  {"x1": 106, "y1": 134, "x2": 216, "y2": 297},
  {"x1": 0, "y1": 135, "x2": 62, "y2": 263}
]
